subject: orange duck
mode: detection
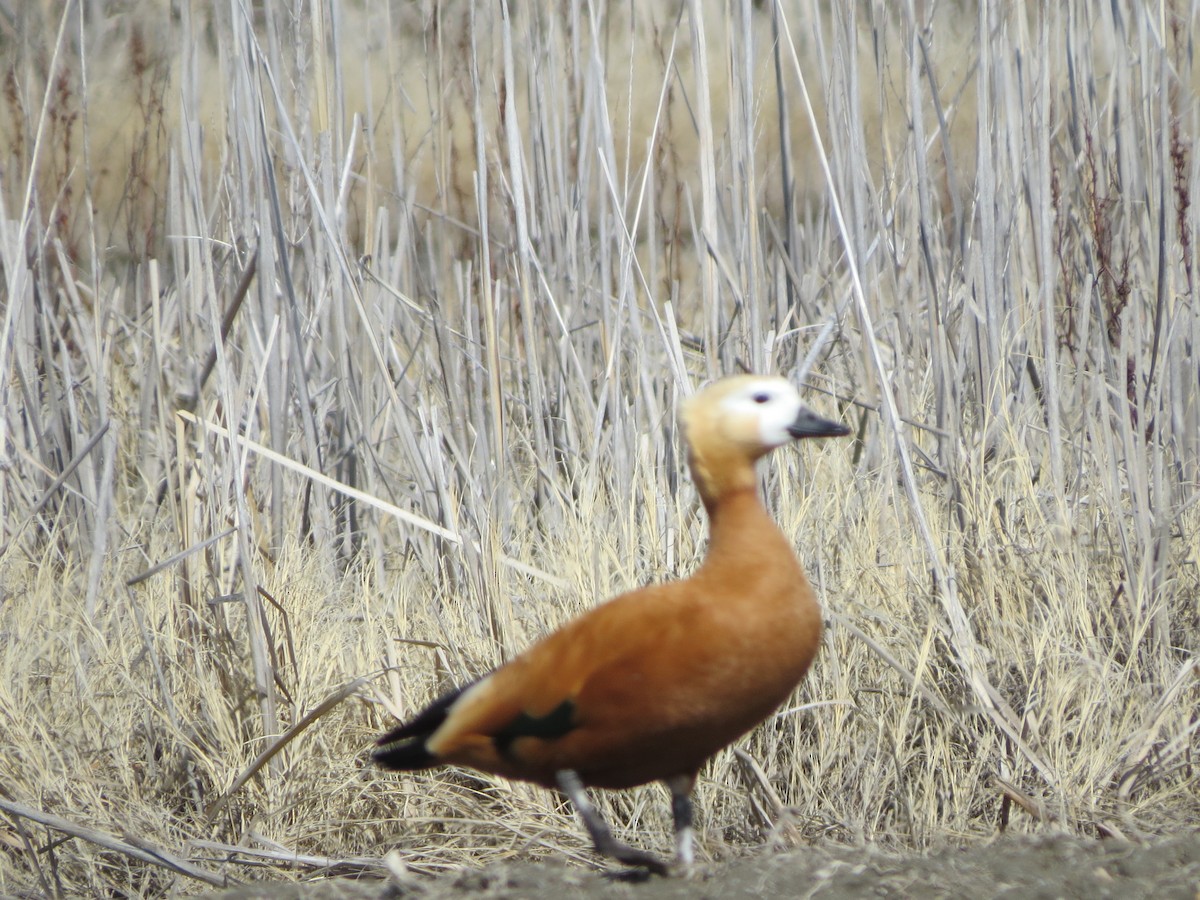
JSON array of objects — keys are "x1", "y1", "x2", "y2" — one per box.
[{"x1": 374, "y1": 375, "x2": 850, "y2": 873}]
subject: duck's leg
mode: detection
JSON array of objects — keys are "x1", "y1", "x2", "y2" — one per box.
[
  {"x1": 665, "y1": 773, "x2": 696, "y2": 867},
  {"x1": 556, "y1": 769, "x2": 669, "y2": 875}
]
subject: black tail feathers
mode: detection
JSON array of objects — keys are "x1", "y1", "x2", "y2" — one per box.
[
  {"x1": 372, "y1": 682, "x2": 471, "y2": 772},
  {"x1": 372, "y1": 735, "x2": 439, "y2": 771}
]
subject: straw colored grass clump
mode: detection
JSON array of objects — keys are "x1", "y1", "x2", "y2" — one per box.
[{"x1": 1, "y1": 1, "x2": 1197, "y2": 895}]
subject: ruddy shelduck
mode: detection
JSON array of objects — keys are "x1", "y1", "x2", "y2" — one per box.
[{"x1": 374, "y1": 375, "x2": 850, "y2": 873}]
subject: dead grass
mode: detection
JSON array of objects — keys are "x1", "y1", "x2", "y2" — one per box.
[{"x1": 1, "y1": 0, "x2": 1198, "y2": 895}]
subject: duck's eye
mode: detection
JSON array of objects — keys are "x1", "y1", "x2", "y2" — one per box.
[{"x1": 752, "y1": 392, "x2": 771, "y2": 404}]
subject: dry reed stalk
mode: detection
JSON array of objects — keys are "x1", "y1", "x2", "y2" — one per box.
[{"x1": 0, "y1": 798, "x2": 230, "y2": 888}]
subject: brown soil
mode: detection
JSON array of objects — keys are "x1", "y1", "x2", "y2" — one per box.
[{"x1": 200, "y1": 833, "x2": 1200, "y2": 900}]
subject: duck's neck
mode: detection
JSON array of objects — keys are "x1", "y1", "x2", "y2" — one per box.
[
  {"x1": 699, "y1": 484, "x2": 793, "y2": 568},
  {"x1": 689, "y1": 446, "x2": 760, "y2": 514},
  {"x1": 689, "y1": 448, "x2": 798, "y2": 568}
]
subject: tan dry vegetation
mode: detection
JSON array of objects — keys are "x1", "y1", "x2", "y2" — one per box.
[{"x1": 1, "y1": 0, "x2": 1199, "y2": 896}]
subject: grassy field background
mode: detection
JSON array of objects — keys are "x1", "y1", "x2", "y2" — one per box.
[{"x1": 1, "y1": 0, "x2": 1198, "y2": 895}]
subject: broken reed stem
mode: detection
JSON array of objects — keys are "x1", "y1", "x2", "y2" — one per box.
[
  {"x1": 176, "y1": 410, "x2": 569, "y2": 587},
  {"x1": 205, "y1": 676, "x2": 371, "y2": 822},
  {"x1": 0, "y1": 798, "x2": 231, "y2": 888}
]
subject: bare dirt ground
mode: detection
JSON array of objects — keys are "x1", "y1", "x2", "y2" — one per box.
[{"x1": 200, "y1": 834, "x2": 1200, "y2": 900}]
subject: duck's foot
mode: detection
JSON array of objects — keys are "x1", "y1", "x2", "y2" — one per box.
[{"x1": 556, "y1": 770, "x2": 670, "y2": 876}]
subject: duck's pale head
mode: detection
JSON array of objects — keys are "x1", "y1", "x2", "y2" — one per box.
[{"x1": 681, "y1": 375, "x2": 850, "y2": 504}]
